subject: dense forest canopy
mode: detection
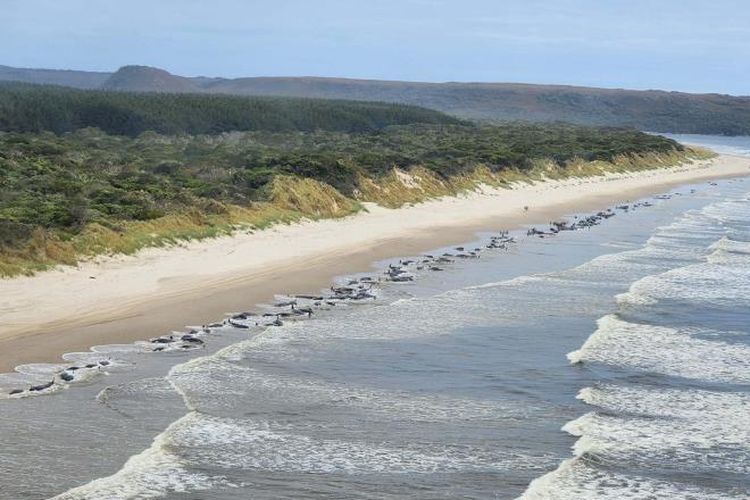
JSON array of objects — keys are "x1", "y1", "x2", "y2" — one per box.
[
  {"x1": 0, "y1": 82, "x2": 462, "y2": 136},
  {"x1": 0, "y1": 123, "x2": 681, "y2": 244}
]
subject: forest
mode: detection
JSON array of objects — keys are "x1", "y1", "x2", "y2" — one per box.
[{"x1": 0, "y1": 82, "x2": 462, "y2": 136}]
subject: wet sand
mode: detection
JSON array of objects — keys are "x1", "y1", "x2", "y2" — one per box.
[{"x1": 1, "y1": 154, "x2": 748, "y2": 372}]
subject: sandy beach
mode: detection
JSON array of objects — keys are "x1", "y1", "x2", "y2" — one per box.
[{"x1": 1, "y1": 154, "x2": 748, "y2": 372}]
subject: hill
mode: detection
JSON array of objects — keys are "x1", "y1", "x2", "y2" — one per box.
[
  {"x1": 204, "y1": 78, "x2": 750, "y2": 136},
  {"x1": 1, "y1": 64, "x2": 749, "y2": 135},
  {"x1": 101, "y1": 65, "x2": 201, "y2": 93},
  {"x1": 0, "y1": 64, "x2": 108, "y2": 89},
  {"x1": 0, "y1": 82, "x2": 462, "y2": 136}
]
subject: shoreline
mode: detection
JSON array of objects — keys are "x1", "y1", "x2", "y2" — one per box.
[{"x1": 1, "y1": 154, "x2": 749, "y2": 372}]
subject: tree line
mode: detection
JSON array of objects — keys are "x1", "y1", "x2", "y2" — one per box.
[{"x1": 0, "y1": 82, "x2": 463, "y2": 136}]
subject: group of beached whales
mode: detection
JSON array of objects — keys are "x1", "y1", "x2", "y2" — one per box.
[
  {"x1": 5, "y1": 192, "x2": 687, "y2": 398},
  {"x1": 6, "y1": 360, "x2": 111, "y2": 396}
]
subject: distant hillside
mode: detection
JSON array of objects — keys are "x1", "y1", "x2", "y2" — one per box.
[
  {"x1": 1, "y1": 64, "x2": 750, "y2": 135},
  {"x1": 0, "y1": 82, "x2": 462, "y2": 136},
  {"x1": 101, "y1": 65, "x2": 200, "y2": 93},
  {"x1": 207, "y1": 78, "x2": 750, "y2": 136},
  {"x1": 0, "y1": 64, "x2": 108, "y2": 89}
]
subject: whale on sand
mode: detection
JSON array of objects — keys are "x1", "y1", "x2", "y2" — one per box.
[{"x1": 29, "y1": 380, "x2": 54, "y2": 392}]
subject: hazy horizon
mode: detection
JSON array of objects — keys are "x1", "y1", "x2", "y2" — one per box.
[{"x1": 3, "y1": 0, "x2": 750, "y2": 95}]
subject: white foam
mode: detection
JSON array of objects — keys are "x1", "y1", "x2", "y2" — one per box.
[
  {"x1": 578, "y1": 384, "x2": 750, "y2": 420},
  {"x1": 707, "y1": 236, "x2": 750, "y2": 266},
  {"x1": 51, "y1": 414, "x2": 235, "y2": 500},
  {"x1": 578, "y1": 385, "x2": 750, "y2": 466},
  {"x1": 620, "y1": 261, "x2": 750, "y2": 308},
  {"x1": 568, "y1": 315, "x2": 750, "y2": 384},
  {"x1": 14, "y1": 363, "x2": 69, "y2": 376},
  {"x1": 562, "y1": 409, "x2": 750, "y2": 475},
  {"x1": 168, "y1": 354, "x2": 536, "y2": 421},
  {"x1": 163, "y1": 412, "x2": 545, "y2": 474},
  {"x1": 520, "y1": 458, "x2": 745, "y2": 500}
]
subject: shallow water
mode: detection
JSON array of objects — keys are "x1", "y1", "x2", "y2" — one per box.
[{"x1": 2, "y1": 138, "x2": 750, "y2": 499}]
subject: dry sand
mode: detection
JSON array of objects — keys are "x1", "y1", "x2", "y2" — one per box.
[{"x1": 1, "y1": 154, "x2": 749, "y2": 372}]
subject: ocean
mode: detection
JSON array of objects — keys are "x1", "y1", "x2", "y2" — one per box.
[{"x1": 1, "y1": 135, "x2": 749, "y2": 499}]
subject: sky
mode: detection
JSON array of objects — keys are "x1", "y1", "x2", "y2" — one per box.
[{"x1": 2, "y1": 0, "x2": 749, "y2": 94}]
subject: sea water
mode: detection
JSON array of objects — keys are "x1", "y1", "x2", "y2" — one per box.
[{"x1": 1, "y1": 136, "x2": 749, "y2": 499}]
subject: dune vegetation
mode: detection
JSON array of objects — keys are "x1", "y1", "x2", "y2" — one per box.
[{"x1": 0, "y1": 120, "x2": 710, "y2": 277}]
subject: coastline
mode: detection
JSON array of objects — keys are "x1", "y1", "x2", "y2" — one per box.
[{"x1": 1, "y1": 154, "x2": 748, "y2": 372}]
